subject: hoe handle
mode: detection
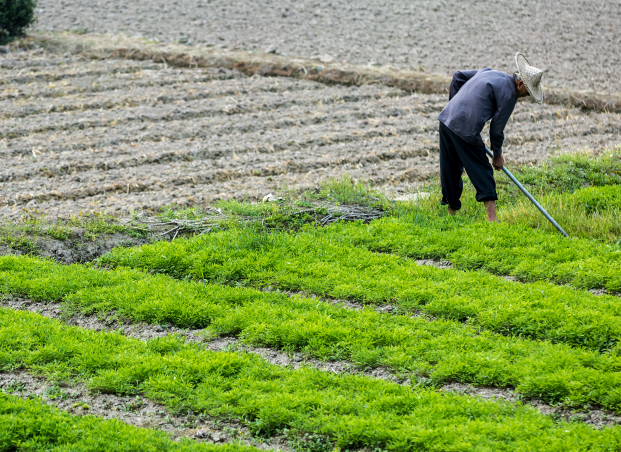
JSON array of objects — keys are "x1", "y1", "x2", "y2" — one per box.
[{"x1": 485, "y1": 147, "x2": 569, "y2": 237}]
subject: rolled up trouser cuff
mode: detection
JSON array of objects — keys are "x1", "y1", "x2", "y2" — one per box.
[{"x1": 475, "y1": 191, "x2": 498, "y2": 202}]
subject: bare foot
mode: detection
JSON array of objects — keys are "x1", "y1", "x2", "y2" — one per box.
[
  {"x1": 484, "y1": 200, "x2": 498, "y2": 222},
  {"x1": 448, "y1": 207, "x2": 457, "y2": 216}
]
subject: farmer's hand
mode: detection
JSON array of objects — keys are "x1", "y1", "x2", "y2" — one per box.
[{"x1": 492, "y1": 154, "x2": 504, "y2": 171}]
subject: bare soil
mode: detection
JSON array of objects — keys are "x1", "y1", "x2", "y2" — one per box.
[
  {"x1": 33, "y1": 0, "x2": 621, "y2": 94},
  {"x1": 1, "y1": 47, "x2": 619, "y2": 220},
  {"x1": 0, "y1": 230, "x2": 149, "y2": 264},
  {"x1": 0, "y1": 371, "x2": 290, "y2": 450}
]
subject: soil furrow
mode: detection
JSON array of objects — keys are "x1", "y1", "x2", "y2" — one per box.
[
  {"x1": 0, "y1": 160, "x2": 432, "y2": 210},
  {"x1": 0, "y1": 109, "x2": 439, "y2": 159},
  {"x1": 0, "y1": 61, "x2": 158, "y2": 85},
  {"x1": 4, "y1": 104, "x2": 614, "y2": 164},
  {"x1": 0, "y1": 370, "x2": 290, "y2": 450},
  {"x1": 0, "y1": 70, "x2": 326, "y2": 108},
  {"x1": 0, "y1": 55, "x2": 77, "y2": 69},
  {"x1": 1, "y1": 118, "x2": 613, "y2": 180},
  {"x1": 0, "y1": 71, "x2": 243, "y2": 102},
  {"x1": 1, "y1": 89, "x2": 410, "y2": 139},
  {"x1": 1, "y1": 131, "x2": 614, "y2": 215},
  {"x1": 0, "y1": 58, "x2": 236, "y2": 87},
  {"x1": 1, "y1": 87, "x2": 408, "y2": 125},
  {"x1": 13, "y1": 82, "x2": 619, "y2": 138},
  {"x1": 0, "y1": 141, "x2": 437, "y2": 184},
  {"x1": 5, "y1": 95, "x2": 616, "y2": 154}
]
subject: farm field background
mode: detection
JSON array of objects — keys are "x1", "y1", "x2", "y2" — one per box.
[
  {"x1": 1, "y1": 37, "x2": 620, "y2": 219},
  {"x1": 2, "y1": 1, "x2": 621, "y2": 451}
]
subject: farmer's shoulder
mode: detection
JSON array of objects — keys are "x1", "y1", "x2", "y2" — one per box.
[
  {"x1": 457, "y1": 68, "x2": 506, "y2": 85},
  {"x1": 473, "y1": 70, "x2": 515, "y2": 91},
  {"x1": 474, "y1": 69, "x2": 512, "y2": 82}
]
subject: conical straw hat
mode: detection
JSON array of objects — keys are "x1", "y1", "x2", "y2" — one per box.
[{"x1": 515, "y1": 53, "x2": 544, "y2": 104}]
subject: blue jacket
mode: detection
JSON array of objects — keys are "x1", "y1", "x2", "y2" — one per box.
[{"x1": 438, "y1": 69, "x2": 517, "y2": 157}]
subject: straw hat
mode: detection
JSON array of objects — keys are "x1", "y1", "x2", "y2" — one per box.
[{"x1": 515, "y1": 52, "x2": 544, "y2": 104}]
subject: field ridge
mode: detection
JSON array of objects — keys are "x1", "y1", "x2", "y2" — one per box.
[{"x1": 25, "y1": 32, "x2": 621, "y2": 113}]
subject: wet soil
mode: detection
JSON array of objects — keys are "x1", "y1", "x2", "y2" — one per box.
[
  {"x1": 34, "y1": 0, "x2": 621, "y2": 94},
  {"x1": 1, "y1": 48, "x2": 619, "y2": 220},
  {"x1": 2, "y1": 295, "x2": 619, "y2": 430},
  {"x1": 0, "y1": 370, "x2": 290, "y2": 450},
  {"x1": 0, "y1": 230, "x2": 149, "y2": 264},
  {"x1": 0, "y1": 203, "x2": 385, "y2": 264}
]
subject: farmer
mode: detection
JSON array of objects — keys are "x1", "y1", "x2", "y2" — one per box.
[{"x1": 437, "y1": 53, "x2": 544, "y2": 222}]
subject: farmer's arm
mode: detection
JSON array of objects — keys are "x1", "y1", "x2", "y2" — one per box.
[
  {"x1": 489, "y1": 83, "x2": 518, "y2": 158},
  {"x1": 448, "y1": 70, "x2": 478, "y2": 100}
]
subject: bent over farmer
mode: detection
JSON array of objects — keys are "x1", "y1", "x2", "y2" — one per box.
[{"x1": 437, "y1": 53, "x2": 544, "y2": 222}]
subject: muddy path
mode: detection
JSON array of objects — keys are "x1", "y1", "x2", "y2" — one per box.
[
  {"x1": 1, "y1": 48, "x2": 620, "y2": 219},
  {"x1": 33, "y1": 0, "x2": 621, "y2": 94}
]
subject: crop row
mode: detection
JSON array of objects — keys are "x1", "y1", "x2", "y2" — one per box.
[
  {"x1": 346, "y1": 216, "x2": 621, "y2": 291},
  {"x1": 97, "y1": 225, "x2": 621, "y2": 350},
  {"x1": 0, "y1": 392, "x2": 253, "y2": 452},
  {"x1": 542, "y1": 185, "x2": 621, "y2": 215},
  {"x1": 495, "y1": 184, "x2": 621, "y2": 242},
  {"x1": 5, "y1": 255, "x2": 621, "y2": 409},
  {"x1": 2, "y1": 307, "x2": 621, "y2": 451},
  {"x1": 505, "y1": 150, "x2": 621, "y2": 195}
]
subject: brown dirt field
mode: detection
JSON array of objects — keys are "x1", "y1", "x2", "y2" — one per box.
[
  {"x1": 34, "y1": 0, "x2": 621, "y2": 94},
  {"x1": 1, "y1": 43, "x2": 620, "y2": 219}
]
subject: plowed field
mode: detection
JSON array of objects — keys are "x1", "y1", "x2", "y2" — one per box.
[
  {"x1": 35, "y1": 0, "x2": 621, "y2": 93},
  {"x1": 1, "y1": 47, "x2": 620, "y2": 219}
]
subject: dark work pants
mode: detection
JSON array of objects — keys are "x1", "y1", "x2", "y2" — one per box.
[{"x1": 439, "y1": 121, "x2": 498, "y2": 211}]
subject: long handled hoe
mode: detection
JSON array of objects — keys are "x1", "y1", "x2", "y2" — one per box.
[{"x1": 484, "y1": 146, "x2": 569, "y2": 237}]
